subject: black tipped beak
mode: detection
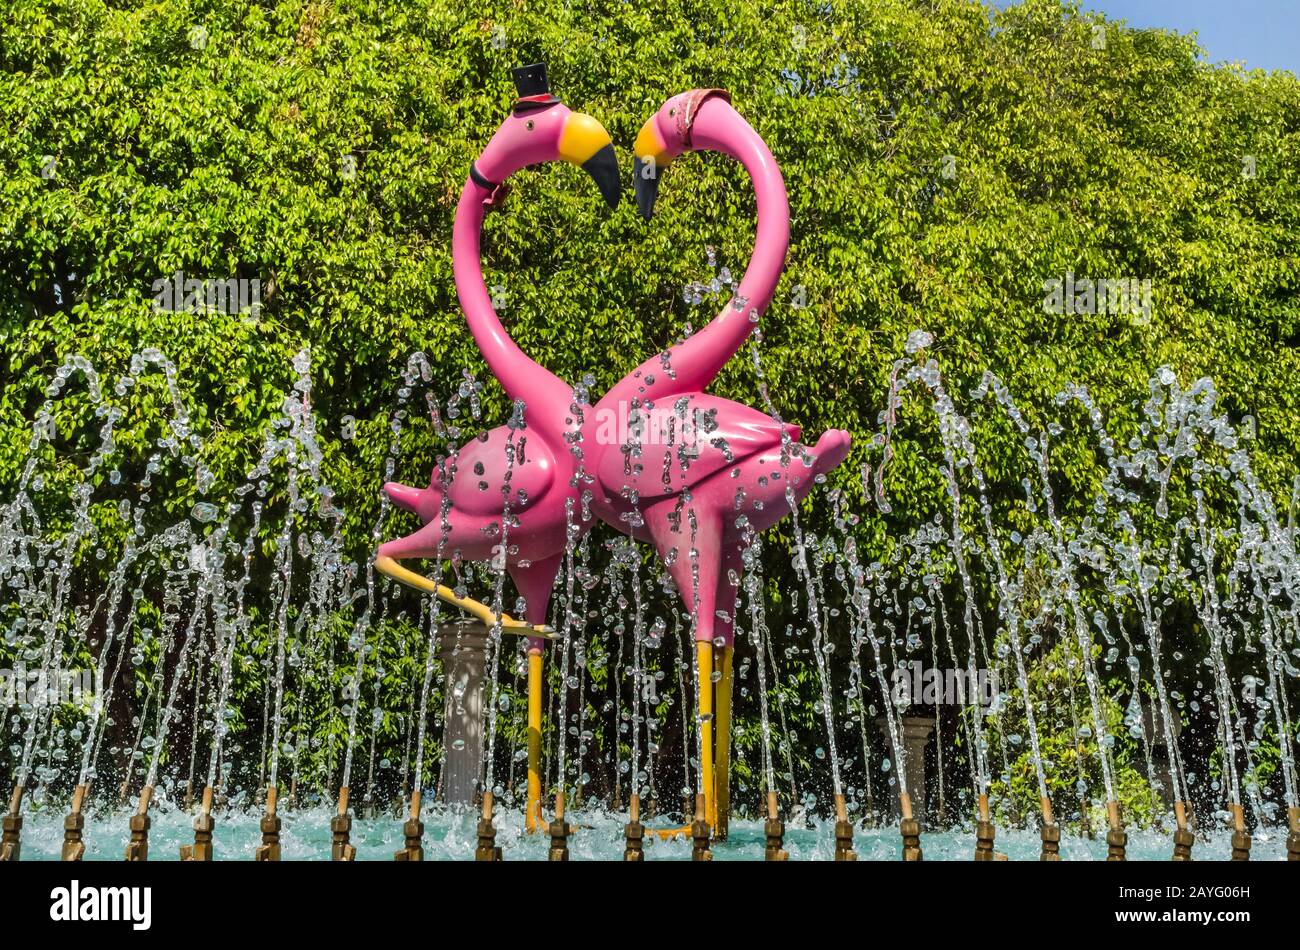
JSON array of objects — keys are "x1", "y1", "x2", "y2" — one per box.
[
  {"x1": 581, "y1": 144, "x2": 621, "y2": 209},
  {"x1": 633, "y1": 156, "x2": 660, "y2": 221}
]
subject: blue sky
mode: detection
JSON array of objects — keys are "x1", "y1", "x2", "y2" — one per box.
[{"x1": 1000, "y1": 1, "x2": 1300, "y2": 73}]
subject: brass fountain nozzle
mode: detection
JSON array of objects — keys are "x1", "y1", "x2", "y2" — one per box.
[
  {"x1": 125, "y1": 786, "x2": 153, "y2": 862},
  {"x1": 180, "y1": 785, "x2": 215, "y2": 861},
  {"x1": 899, "y1": 792, "x2": 923, "y2": 861},
  {"x1": 474, "y1": 791, "x2": 502, "y2": 862},
  {"x1": 690, "y1": 794, "x2": 713, "y2": 861},
  {"x1": 255, "y1": 785, "x2": 282, "y2": 861},
  {"x1": 61, "y1": 784, "x2": 89, "y2": 862},
  {"x1": 833, "y1": 793, "x2": 858, "y2": 862},
  {"x1": 974, "y1": 793, "x2": 996, "y2": 862},
  {"x1": 1171, "y1": 800, "x2": 1195, "y2": 861},
  {"x1": 1039, "y1": 796, "x2": 1061, "y2": 861},
  {"x1": 395, "y1": 789, "x2": 426, "y2": 862},
  {"x1": 1105, "y1": 800, "x2": 1127, "y2": 862},
  {"x1": 1, "y1": 785, "x2": 24, "y2": 862},
  {"x1": 623, "y1": 793, "x2": 645, "y2": 862},
  {"x1": 331, "y1": 786, "x2": 356, "y2": 861},
  {"x1": 549, "y1": 791, "x2": 571, "y2": 861},
  {"x1": 1229, "y1": 803, "x2": 1251, "y2": 861},
  {"x1": 764, "y1": 790, "x2": 789, "y2": 861}
]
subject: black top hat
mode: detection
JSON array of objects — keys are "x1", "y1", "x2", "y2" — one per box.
[
  {"x1": 512, "y1": 62, "x2": 550, "y2": 98},
  {"x1": 511, "y1": 63, "x2": 561, "y2": 112}
]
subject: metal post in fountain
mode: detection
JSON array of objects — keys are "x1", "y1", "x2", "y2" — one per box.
[
  {"x1": 715, "y1": 645, "x2": 733, "y2": 841},
  {"x1": 124, "y1": 787, "x2": 152, "y2": 861},
  {"x1": 254, "y1": 785, "x2": 281, "y2": 861},
  {"x1": 61, "y1": 784, "x2": 89, "y2": 861},
  {"x1": 180, "y1": 785, "x2": 215, "y2": 861},
  {"x1": 331, "y1": 786, "x2": 356, "y2": 861},
  {"x1": 1, "y1": 785, "x2": 23, "y2": 861}
]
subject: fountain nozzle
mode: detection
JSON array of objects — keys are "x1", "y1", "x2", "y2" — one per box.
[
  {"x1": 764, "y1": 791, "x2": 789, "y2": 861},
  {"x1": 1105, "y1": 800, "x2": 1127, "y2": 862},
  {"x1": 1, "y1": 785, "x2": 24, "y2": 862},
  {"x1": 899, "y1": 792, "x2": 923, "y2": 861},
  {"x1": 61, "y1": 784, "x2": 89, "y2": 862},
  {"x1": 395, "y1": 789, "x2": 426, "y2": 861},
  {"x1": 474, "y1": 791, "x2": 502, "y2": 862},
  {"x1": 623, "y1": 793, "x2": 645, "y2": 862},
  {"x1": 254, "y1": 785, "x2": 282, "y2": 861},
  {"x1": 690, "y1": 794, "x2": 713, "y2": 861},
  {"x1": 974, "y1": 793, "x2": 996, "y2": 862},
  {"x1": 834, "y1": 793, "x2": 857, "y2": 862},
  {"x1": 332, "y1": 786, "x2": 356, "y2": 861},
  {"x1": 1171, "y1": 800, "x2": 1195, "y2": 861},
  {"x1": 124, "y1": 786, "x2": 152, "y2": 862},
  {"x1": 180, "y1": 785, "x2": 215, "y2": 861}
]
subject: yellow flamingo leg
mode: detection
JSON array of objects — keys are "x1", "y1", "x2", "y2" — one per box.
[
  {"x1": 714, "y1": 644, "x2": 733, "y2": 839},
  {"x1": 696, "y1": 640, "x2": 715, "y2": 832},
  {"x1": 526, "y1": 648, "x2": 543, "y2": 833}
]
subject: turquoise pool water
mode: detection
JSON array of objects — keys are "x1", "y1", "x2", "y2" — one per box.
[{"x1": 10, "y1": 804, "x2": 1290, "y2": 861}]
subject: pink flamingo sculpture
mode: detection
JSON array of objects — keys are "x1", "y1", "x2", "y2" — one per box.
[
  {"x1": 374, "y1": 64, "x2": 619, "y2": 832},
  {"x1": 587, "y1": 90, "x2": 852, "y2": 835}
]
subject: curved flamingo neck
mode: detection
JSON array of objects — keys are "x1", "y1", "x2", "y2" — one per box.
[
  {"x1": 602, "y1": 98, "x2": 789, "y2": 412},
  {"x1": 690, "y1": 98, "x2": 790, "y2": 330},
  {"x1": 452, "y1": 179, "x2": 571, "y2": 432}
]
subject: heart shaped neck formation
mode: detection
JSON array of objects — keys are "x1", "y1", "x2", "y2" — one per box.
[{"x1": 384, "y1": 91, "x2": 851, "y2": 647}]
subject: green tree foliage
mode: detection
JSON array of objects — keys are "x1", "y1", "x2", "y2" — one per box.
[
  {"x1": 3, "y1": 0, "x2": 1297, "y2": 529},
  {"x1": 1, "y1": 0, "x2": 1297, "y2": 816}
]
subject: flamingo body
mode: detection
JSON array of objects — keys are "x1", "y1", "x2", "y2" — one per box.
[{"x1": 379, "y1": 425, "x2": 562, "y2": 566}]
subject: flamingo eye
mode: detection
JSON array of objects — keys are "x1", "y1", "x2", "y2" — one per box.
[
  {"x1": 668, "y1": 108, "x2": 676, "y2": 117},
  {"x1": 525, "y1": 119, "x2": 535, "y2": 131}
]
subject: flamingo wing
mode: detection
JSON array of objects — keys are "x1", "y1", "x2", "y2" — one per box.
[{"x1": 595, "y1": 393, "x2": 798, "y2": 503}]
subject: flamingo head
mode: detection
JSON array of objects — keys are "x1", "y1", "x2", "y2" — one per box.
[
  {"x1": 632, "y1": 88, "x2": 732, "y2": 220},
  {"x1": 472, "y1": 62, "x2": 620, "y2": 209}
]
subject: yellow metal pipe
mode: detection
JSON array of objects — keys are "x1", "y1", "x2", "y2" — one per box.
[
  {"x1": 714, "y1": 644, "x2": 733, "y2": 839},
  {"x1": 696, "y1": 640, "x2": 715, "y2": 831},
  {"x1": 526, "y1": 647, "x2": 543, "y2": 833},
  {"x1": 373, "y1": 556, "x2": 553, "y2": 638}
]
